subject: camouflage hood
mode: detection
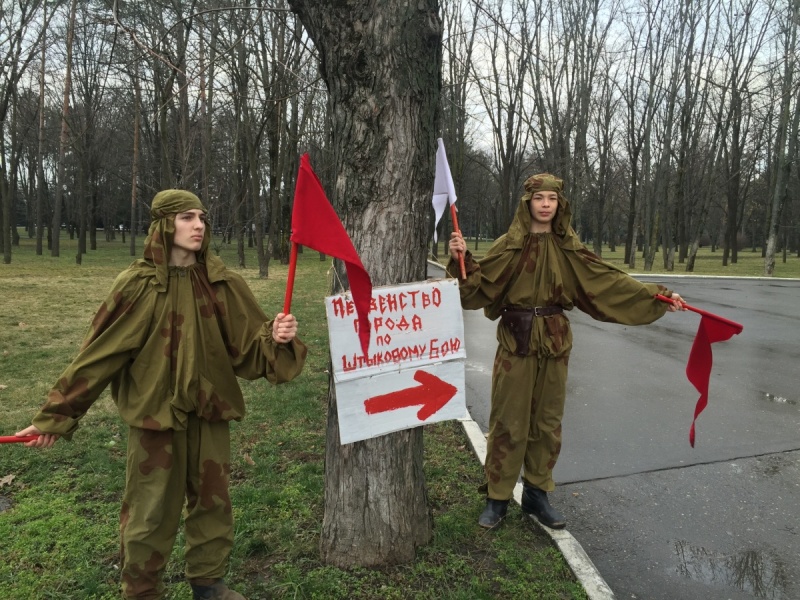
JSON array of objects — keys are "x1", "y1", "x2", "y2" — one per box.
[
  {"x1": 505, "y1": 173, "x2": 582, "y2": 251},
  {"x1": 141, "y1": 189, "x2": 227, "y2": 290}
]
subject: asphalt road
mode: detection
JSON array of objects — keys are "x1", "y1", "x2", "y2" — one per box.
[{"x1": 428, "y1": 263, "x2": 800, "y2": 600}]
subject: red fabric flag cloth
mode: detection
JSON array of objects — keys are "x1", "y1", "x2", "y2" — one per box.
[
  {"x1": 685, "y1": 311, "x2": 744, "y2": 447},
  {"x1": 290, "y1": 153, "x2": 372, "y2": 356},
  {"x1": 656, "y1": 294, "x2": 743, "y2": 446}
]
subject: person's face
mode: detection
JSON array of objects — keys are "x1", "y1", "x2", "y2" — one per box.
[
  {"x1": 529, "y1": 190, "x2": 558, "y2": 231},
  {"x1": 172, "y1": 209, "x2": 206, "y2": 254}
]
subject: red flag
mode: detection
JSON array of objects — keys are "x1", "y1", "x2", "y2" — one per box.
[
  {"x1": 289, "y1": 153, "x2": 372, "y2": 356},
  {"x1": 685, "y1": 313, "x2": 743, "y2": 447},
  {"x1": 656, "y1": 295, "x2": 743, "y2": 446}
]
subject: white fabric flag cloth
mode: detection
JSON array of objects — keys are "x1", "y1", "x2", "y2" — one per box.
[{"x1": 432, "y1": 137, "x2": 457, "y2": 243}]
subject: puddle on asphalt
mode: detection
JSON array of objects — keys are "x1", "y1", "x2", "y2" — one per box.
[
  {"x1": 760, "y1": 392, "x2": 797, "y2": 407},
  {"x1": 673, "y1": 540, "x2": 789, "y2": 599}
]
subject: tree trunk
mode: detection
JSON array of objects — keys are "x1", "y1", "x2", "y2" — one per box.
[
  {"x1": 723, "y1": 97, "x2": 742, "y2": 267},
  {"x1": 201, "y1": 14, "x2": 218, "y2": 215},
  {"x1": 766, "y1": 3, "x2": 798, "y2": 276},
  {"x1": 36, "y1": 1, "x2": 47, "y2": 256},
  {"x1": 2, "y1": 97, "x2": 22, "y2": 264},
  {"x1": 51, "y1": 0, "x2": 78, "y2": 258},
  {"x1": 289, "y1": 0, "x2": 440, "y2": 566},
  {"x1": 131, "y1": 64, "x2": 141, "y2": 256},
  {"x1": 76, "y1": 161, "x2": 87, "y2": 264},
  {"x1": 625, "y1": 158, "x2": 639, "y2": 266}
]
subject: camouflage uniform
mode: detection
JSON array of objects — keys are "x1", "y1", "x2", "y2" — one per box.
[
  {"x1": 31, "y1": 190, "x2": 307, "y2": 599},
  {"x1": 448, "y1": 174, "x2": 671, "y2": 501}
]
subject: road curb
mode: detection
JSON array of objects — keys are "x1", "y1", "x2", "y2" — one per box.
[{"x1": 460, "y1": 417, "x2": 616, "y2": 600}]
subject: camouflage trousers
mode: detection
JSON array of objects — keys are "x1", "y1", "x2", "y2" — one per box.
[
  {"x1": 119, "y1": 412, "x2": 234, "y2": 599},
  {"x1": 484, "y1": 346, "x2": 569, "y2": 500}
]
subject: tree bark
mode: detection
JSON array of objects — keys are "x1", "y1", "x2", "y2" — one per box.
[
  {"x1": 51, "y1": 0, "x2": 79, "y2": 258},
  {"x1": 35, "y1": 0, "x2": 47, "y2": 256},
  {"x1": 765, "y1": 0, "x2": 798, "y2": 275},
  {"x1": 289, "y1": 0, "x2": 441, "y2": 566},
  {"x1": 131, "y1": 62, "x2": 141, "y2": 256}
]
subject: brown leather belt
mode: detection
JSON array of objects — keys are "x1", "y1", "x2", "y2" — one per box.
[
  {"x1": 500, "y1": 305, "x2": 564, "y2": 356},
  {"x1": 534, "y1": 305, "x2": 562, "y2": 317},
  {"x1": 501, "y1": 305, "x2": 563, "y2": 317}
]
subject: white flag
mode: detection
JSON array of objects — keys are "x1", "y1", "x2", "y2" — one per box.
[{"x1": 432, "y1": 138, "x2": 457, "y2": 243}]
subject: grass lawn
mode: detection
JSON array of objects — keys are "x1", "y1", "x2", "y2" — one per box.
[{"x1": 0, "y1": 233, "x2": 585, "y2": 599}]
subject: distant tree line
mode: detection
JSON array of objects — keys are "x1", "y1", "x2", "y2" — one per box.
[{"x1": 1, "y1": 0, "x2": 798, "y2": 275}]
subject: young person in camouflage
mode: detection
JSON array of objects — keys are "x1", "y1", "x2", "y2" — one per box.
[
  {"x1": 16, "y1": 190, "x2": 307, "y2": 600},
  {"x1": 447, "y1": 173, "x2": 684, "y2": 530}
]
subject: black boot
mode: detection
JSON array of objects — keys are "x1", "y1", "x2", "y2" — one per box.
[
  {"x1": 478, "y1": 498, "x2": 509, "y2": 529},
  {"x1": 189, "y1": 578, "x2": 246, "y2": 600},
  {"x1": 521, "y1": 484, "x2": 566, "y2": 529}
]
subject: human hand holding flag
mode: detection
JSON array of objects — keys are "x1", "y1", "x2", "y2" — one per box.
[
  {"x1": 656, "y1": 294, "x2": 744, "y2": 446},
  {"x1": 431, "y1": 138, "x2": 466, "y2": 278},
  {"x1": 284, "y1": 154, "x2": 372, "y2": 357}
]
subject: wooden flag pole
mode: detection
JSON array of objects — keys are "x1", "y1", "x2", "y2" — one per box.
[
  {"x1": 0, "y1": 435, "x2": 39, "y2": 444},
  {"x1": 655, "y1": 294, "x2": 743, "y2": 331},
  {"x1": 450, "y1": 203, "x2": 466, "y2": 279},
  {"x1": 283, "y1": 241, "x2": 299, "y2": 314}
]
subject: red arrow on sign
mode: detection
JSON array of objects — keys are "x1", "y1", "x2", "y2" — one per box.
[{"x1": 364, "y1": 370, "x2": 458, "y2": 421}]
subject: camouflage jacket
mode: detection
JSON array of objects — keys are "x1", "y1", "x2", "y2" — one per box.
[
  {"x1": 447, "y1": 187, "x2": 671, "y2": 358},
  {"x1": 33, "y1": 260, "x2": 307, "y2": 437}
]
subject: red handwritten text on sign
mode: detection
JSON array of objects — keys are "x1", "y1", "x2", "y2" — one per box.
[{"x1": 326, "y1": 280, "x2": 465, "y2": 382}]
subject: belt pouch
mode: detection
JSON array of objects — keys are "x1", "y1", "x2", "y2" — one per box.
[{"x1": 500, "y1": 309, "x2": 534, "y2": 356}]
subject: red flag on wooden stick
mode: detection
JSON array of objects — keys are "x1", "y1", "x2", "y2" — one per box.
[
  {"x1": 656, "y1": 295, "x2": 743, "y2": 446},
  {"x1": 284, "y1": 154, "x2": 372, "y2": 356}
]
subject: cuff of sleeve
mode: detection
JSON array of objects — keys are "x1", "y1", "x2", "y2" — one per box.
[
  {"x1": 656, "y1": 285, "x2": 673, "y2": 299},
  {"x1": 446, "y1": 251, "x2": 477, "y2": 279},
  {"x1": 649, "y1": 284, "x2": 672, "y2": 315},
  {"x1": 31, "y1": 413, "x2": 78, "y2": 441},
  {"x1": 262, "y1": 324, "x2": 307, "y2": 384}
]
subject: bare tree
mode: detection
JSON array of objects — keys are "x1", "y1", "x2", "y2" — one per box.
[
  {"x1": 48, "y1": 0, "x2": 78, "y2": 258},
  {"x1": 435, "y1": 0, "x2": 478, "y2": 254},
  {"x1": 677, "y1": 0, "x2": 723, "y2": 271},
  {"x1": 588, "y1": 55, "x2": 619, "y2": 256},
  {"x1": 473, "y1": 0, "x2": 532, "y2": 231},
  {"x1": 288, "y1": 0, "x2": 441, "y2": 567},
  {"x1": 35, "y1": 0, "x2": 50, "y2": 255},
  {"x1": 255, "y1": 0, "x2": 302, "y2": 274},
  {"x1": 71, "y1": 1, "x2": 117, "y2": 263},
  {"x1": 1, "y1": 0, "x2": 53, "y2": 263},
  {"x1": 130, "y1": 60, "x2": 142, "y2": 255},
  {"x1": 557, "y1": 0, "x2": 617, "y2": 235},
  {"x1": 131, "y1": 0, "x2": 198, "y2": 189},
  {"x1": 765, "y1": 0, "x2": 799, "y2": 275},
  {"x1": 619, "y1": 0, "x2": 670, "y2": 268},
  {"x1": 646, "y1": 0, "x2": 686, "y2": 271},
  {"x1": 717, "y1": 0, "x2": 773, "y2": 266},
  {"x1": 197, "y1": 8, "x2": 218, "y2": 228}
]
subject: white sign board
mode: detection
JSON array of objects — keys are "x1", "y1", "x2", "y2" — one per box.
[{"x1": 325, "y1": 278, "x2": 467, "y2": 444}]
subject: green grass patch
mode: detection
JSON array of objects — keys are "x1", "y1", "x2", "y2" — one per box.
[{"x1": 1, "y1": 234, "x2": 585, "y2": 599}]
